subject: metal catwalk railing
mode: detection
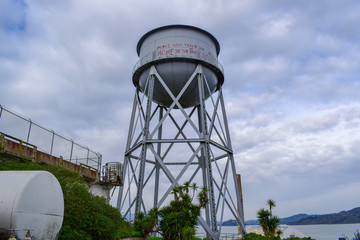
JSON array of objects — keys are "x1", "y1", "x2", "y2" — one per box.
[
  {"x1": 0, "y1": 105, "x2": 102, "y2": 172},
  {"x1": 196, "y1": 233, "x2": 241, "y2": 240}
]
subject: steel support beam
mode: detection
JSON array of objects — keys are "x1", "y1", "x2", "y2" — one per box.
[{"x1": 117, "y1": 64, "x2": 246, "y2": 239}]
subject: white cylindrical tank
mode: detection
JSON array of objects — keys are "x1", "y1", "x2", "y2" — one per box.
[
  {"x1": 0, "y1": 171, "x2": 64, "y2": 240},
  {"x1": 133, "y1": 25, "x2": 224, "y2": 108}
]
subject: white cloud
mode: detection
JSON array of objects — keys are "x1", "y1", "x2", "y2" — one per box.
[
  {"x1": 258, "y1": 14, "x2": 294, "y2": 38},
  {"x1": 231, "y1": 102, "x2": 360, "y2": 217},
  {"x1": 1, "y1": 0, "x2": 360, "y2": 221}
]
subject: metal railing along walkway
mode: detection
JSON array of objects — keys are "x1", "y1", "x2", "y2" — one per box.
[{"x1": 0, "y1": 105, "x2": 102, "y2": 177}]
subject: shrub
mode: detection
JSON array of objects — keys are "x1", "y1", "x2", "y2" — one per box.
[
  {"x1": 130, "y1": 231, "x2": 143, "y2": 237},
  {"x1": 133, "y1": 208, "x2": 159, "y2": 236},
  {"x1": 243, "y1": 233, "x2": 269, "y2": 240},
  {"x1": 158, "y1": 182, "x2": 208, "y2": 240},
  {"x1": 182, "y1": 226, "x2": 196, "y2": 240},
  {"x1": 243, "y1": 233, "x2": 313, "y2": 240},
  {"x1": 57, "y1": 225, "x2": 91, "y2": 240},
  {"x1": 59, "y1": 182, "x2": 125, "y2": 240}
]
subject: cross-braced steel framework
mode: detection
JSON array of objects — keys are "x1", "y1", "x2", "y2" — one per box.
[{"x1": 117, "y1": 64, "x2": 246, "y2": 239}]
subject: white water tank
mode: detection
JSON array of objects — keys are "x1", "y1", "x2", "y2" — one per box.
[
  {"x1": 133, "y1": 25, "x2": 224, "y2": 108},
  {"x1": 0, "y1": 171, "x2": 64, "y2": 240}
]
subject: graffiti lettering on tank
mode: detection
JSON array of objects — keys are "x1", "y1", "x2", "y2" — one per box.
[
  {"x1": 156, "y1": 43, "x2": 210, "y2": 59},
  {"x1": 156, "y1": 43, "x2": 216, "y2": 65},
  {"x1": 201, "y1": 51, "x2": 217, "y2": 65}
]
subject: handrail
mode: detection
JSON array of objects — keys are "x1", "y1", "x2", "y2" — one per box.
[
  {"x1": 0, "y1": 105, "x2": 102, "y2": 172},
  {"x1": 0, "y1": 106, "x2": 101, "y2": 158},
  {"x1": 80, "y1": 163, "x2": 98, "y2": 173},
  {"x1": 0, "y1": 132, "x2": 37, "y2": 149},
  {"x1": 0, "y1": 132, "x2": 37, "y2": 161},
  {"x1": 1, "y1": 131, "x2": 100, "y2": 181}
]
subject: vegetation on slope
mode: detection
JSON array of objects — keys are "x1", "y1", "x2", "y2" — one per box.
[{"x1": 0, "y1": 154, "x2": 132, "y2": 240}]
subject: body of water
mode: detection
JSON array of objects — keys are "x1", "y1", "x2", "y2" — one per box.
[
  {"x1": 196, "y1": 224, "x2": 360, "y2": 239},
  {"x1": 293, "y1": 223, "x2": 360, "y2": 240}
]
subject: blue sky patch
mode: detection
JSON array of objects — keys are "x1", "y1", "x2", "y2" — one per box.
[{"x1": 0, "y1": 0, "x2": 28, "y2": 32}]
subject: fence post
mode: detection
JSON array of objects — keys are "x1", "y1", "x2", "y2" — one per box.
[
  {"x1": 86, "y1": 148, "x2": 89, "y2": 165},
  {"x1": 98, "y1": 153, "x2": 102, "y2": 181},
  {"x1": 49, "y1": 130, "x2": 55, "y2": 164},
  {"x1": 69, "y1": 140, "x2": 74, "y2": 163},
  {"x1": 26, "y1": 119, "x2": 32, "y2": 143},
  {"x1": 25, "y1": 119, "x2": 32, "y2": 155},
  {"x1": 0, "y1": 133, "x2": 4, "y2": 152}
]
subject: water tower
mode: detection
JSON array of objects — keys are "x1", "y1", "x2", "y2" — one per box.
[{"x1": 117, "y1": 25, "x2": 245, "y2": 239}]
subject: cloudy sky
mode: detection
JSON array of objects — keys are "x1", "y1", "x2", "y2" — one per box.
[{"x1": 1, "y1": 0, "x2": 360, "y2": 220}]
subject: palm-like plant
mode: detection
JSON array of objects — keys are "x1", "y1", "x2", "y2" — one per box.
[
  {"x1": 179, "y1": 185, "x2": 185, "y2": 198},
  {"x1": 198, "y1": 186, "x2": 208, "y2": 207},
  {"x1": 134, "y1": 208, "x2": 159, "y2": 237},
  {"x1": 257, "y1": 208, "x2": 270, "y2": 235},
  {"x1": 184, "y1": 181, "x2": 191, "y2": 194},
  {"x1": 267, "y1": 199, "x2": 276, "y2": 215},
  {"x1": 256, "y1": 199, "x2": 280, "y2": 237},
  {"x1": 268, "y1": 215, "x2": 280, "y2": 235},
  {"x1": 171, "y1": 186, "x2": 180, "y2": 201},
  {"x1": 191, "y1": 182, "x2": 198, "y2": 200},
  {"x1": 159, "y1": 182, "x2": 208, "y2": 240}
]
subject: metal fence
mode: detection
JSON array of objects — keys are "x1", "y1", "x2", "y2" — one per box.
[
  {"x1": 0, "y1": 105, "x2": 102, "y2": 172},
  {"x1": 195, "y1": 233, "x2": 241, "y2": 240}
]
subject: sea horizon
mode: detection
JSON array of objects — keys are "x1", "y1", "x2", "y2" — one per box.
[{"x1": 196, "y1": 223, "x2": 360, "y2": 240}]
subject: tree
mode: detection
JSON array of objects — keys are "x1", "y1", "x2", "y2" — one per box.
[
  {"x1": 133, "y1": 207, "x2": 159, "y2": 237},
  {"x1": 257, "y1": 208, "x2": 271, "y2": 236},
  {"x1": 256, "y1": 199, "x2": 281, "y2": 237},
  {"x1": 267, "y1": 199, "x2": 276, "y2": 215},
  {"x1": 191, "y1": 182, "x2": 198, "y2": 200},
  {"x1": 184, "y1": 181, "x2": 191, "y2": 194},
  {"x1": 158, "y1": 182, "x2": 208, "y2": 240},
  {"x1": 171, "y1": 186, "x2": 180, "y2": 201}
]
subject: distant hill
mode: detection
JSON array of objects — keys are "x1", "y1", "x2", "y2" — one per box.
[
  {"x1": 243, "y1": 213, "x2": 313, "y2": 226},
  {"x1": 222, "y1": 219, "x2": 239, "y2": 226},
  {"x1": 280, "y1": 214, "x2": 316, "y2": 225},
  {"x1": 223, "y1": 207, "x2": 360, "y2": 226},
  {"x1": 288, "y1": 207, "x2": 360, "y2": 225},
  {"x1": 244, "y1": 219, "x2": 259, "y2": 225}
]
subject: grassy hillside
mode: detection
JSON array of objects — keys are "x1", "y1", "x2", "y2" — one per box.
[{"x1": 0, "y1": 153, "x2": 132, "y2": 240}]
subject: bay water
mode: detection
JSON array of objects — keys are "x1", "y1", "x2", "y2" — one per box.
[
  {"x1": 197, "y1": 223, "x2": 360, "y2": 239},
  {"x1": 293, "y1": 223, "x2": 360, "y2": 240}
]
